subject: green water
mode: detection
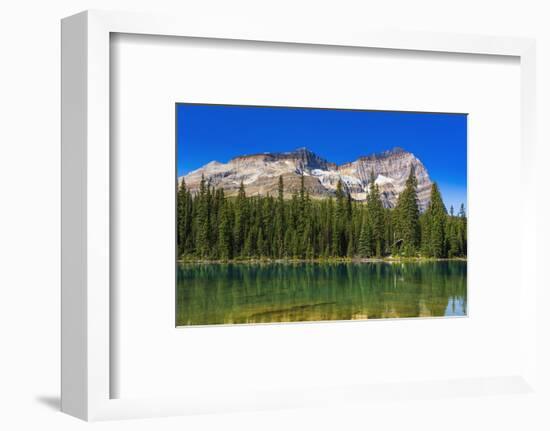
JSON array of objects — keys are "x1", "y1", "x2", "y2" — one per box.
[{"x1": 176, "y1": 261, "x2": 467, "y2": 326}]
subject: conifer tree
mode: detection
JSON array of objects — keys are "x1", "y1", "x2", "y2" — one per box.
[
  {"x1": 257, "y1": 227, "x2": 265, "y2": 258},
  {"x1": 419, "y1": 212, "x2": 431, "y2": 256},
  {"x1": 384, "y1": 208, "x2": 393, "y2": 256},
  {"x1": 261, "y1": 196, "x2": 274, "y2": 257},
  {"x1": 284, "y1": 228, "x2": 292, "y2": 258},
  {"x1": 394, "y1": 166, "x2": 420, "y2": 256},
  {"x1": 447, "y1": 219, "x2": 459, "y2": 257},
  {"x1": 426, "y1": 182, "x2": 447, "y2": 258},
  {"x1": 358, "y1": 214, "x2": 372, "y2": 257},
  {"x1": 458, "y1": 203, "x2": 467, "y2": 256},
  {"x1": 366, "y1": 171, "x2": 385, "y2": 256},
  {"x1": 177, "y1": 178, "x2": 190, "y2": 257},
  {"x1": 234, "y1": 181, "x2": 247, "y2": 256},
  {"x1": 196, "y1": 175, "x2": 211, "y2": 258},
  {"x1": 243, "y1": 229, "x2": 252, "y2": 258},
  {"x1": 332, "y1": 179, "x2": 346, "y2": 256},
  {"x1": 218, "y1": 197, "x2": 232, "y2": 260},
  {"x1": 274, "y1": 175, "x2": 285, "y2": 258},
  {"x1": 346, "y1": 193, "x2": 353, "y2": 221},
  {"x1": 296, "y1": 174, "x2": 307, "y2": 257}
]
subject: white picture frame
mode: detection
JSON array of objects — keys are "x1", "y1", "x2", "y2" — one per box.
[{"x1": 61, "y1": 9, "x2": 538, "y2": 421}]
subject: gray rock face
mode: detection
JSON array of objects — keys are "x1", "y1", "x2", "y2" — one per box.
[{"x1": 181, "y1": 147, "x2": 433, "y2": 210}]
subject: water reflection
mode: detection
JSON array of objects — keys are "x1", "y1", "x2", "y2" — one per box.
[{"x1": 176, "y1": 261, "x2": 467, "y2": 326}]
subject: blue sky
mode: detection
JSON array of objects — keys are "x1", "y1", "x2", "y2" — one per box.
[{"x1": 177, "y1": 103, "x2": 467, "y2": 213}]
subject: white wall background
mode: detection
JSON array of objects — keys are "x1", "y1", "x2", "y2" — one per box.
[{"x1": 1, "y1": 1, "x2": 549, "y2": 430}]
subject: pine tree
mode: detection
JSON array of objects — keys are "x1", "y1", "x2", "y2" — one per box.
[
  {"x1": 243, "y1": 228, "x2": 254, "y2": 258},
  {"x1": 419, "y1": 212, "x2": 431, "y2": 256},
  {"x1": 358, "y1": 214, "x2": 372, "y2": 257},
  {"x1": 208, "y1": 187, "x2": 224, "y2": 258},
  {"x1": 447, "y1": 218, "x2": 459, "y2": 257},
  {"x1": 326, "y1": 198, "x2": 334, "y2": 257},
  {"x1": 458, "y1": 203, "x2": 467, "y2": 256},
  {"x1": 346, "y1": 232, "x2": 355, "y2": 257},
  {"x1": 384, "y1": 208, "x2": 393, "y2": 256},
  {"x1": 262, "y1": 196, "x2": 274, "y2": 257},
  {"x1": 296, "y1": 174, "x2": 307, "y2": 258},
  {"x1": 302, "y1": 191, "x2": 313, "y2": 259},
  {"x1": 274, "y1": 175, "x2": 285, "y2": 258},
  {"x1": 257, "y1": 227, "x2": 265, "y2": 258},
  {"x1": 284, "y1": 227, "x2": 293, "y2": 258},
  {"x1": 291, "y1": 229, "x2": 300, "y2": 258},
  {"x1": 234, "y1": 181, "x2": 248, "y2": 257},
  {"x1": 218, "y1": 196, "x2": 232, "y2": 260},
  {"x1": 366, "y1": 171, "x2": 385, "y2": 257},
  {"x1": 177, "y1": 178, "x2": 189, "y2": 257},
  {"x1": 426, "y1": 182, "x2": 447, "y2": 258},
  {"x1": 196, "y1": 175, "x2": 211, "y2": 258},
  {"x1": 332, "y1": 179, "x2": 345, "y2": 256},
  {"x1": 346, "y1": 192, "x2": 353, "y2": 221},
  {"x1": 394, "y1": 166, "x2": 420, "y2": 256}
]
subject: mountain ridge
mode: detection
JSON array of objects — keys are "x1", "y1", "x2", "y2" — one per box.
[{"x1": 181, "y1": 146, "x2": 433, "y2": 210}]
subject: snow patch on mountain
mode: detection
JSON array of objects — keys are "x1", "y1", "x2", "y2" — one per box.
[{"x1": 375, "y1": 174, "x2": 395, "y2": 186}]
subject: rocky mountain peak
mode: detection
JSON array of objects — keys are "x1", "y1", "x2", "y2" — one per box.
[
  {"x1": 280, "y1": 147, "x2": 333, "y2": 171},
  {"x1": 182, "y1": 147, "x2": 433, "y2": 210},
  {"x1": 358, "y1": 146, "x2": 406, "y2": 161}
]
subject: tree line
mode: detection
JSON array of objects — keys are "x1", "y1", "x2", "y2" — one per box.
[{"x1": 177, "y1": 167, "x2": 467, "y2": 261}]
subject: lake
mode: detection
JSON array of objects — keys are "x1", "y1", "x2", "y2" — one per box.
[{"x1": 176, "y1": 261, "x2": 467, "y2": 326}]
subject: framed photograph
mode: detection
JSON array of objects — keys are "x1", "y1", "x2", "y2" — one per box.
[
  {"x1": 176, "y1": 103, "x2": 468, "y2": 326},
  {"x1": 61, "y1": 10, "x2": 538, "y2": 421}
]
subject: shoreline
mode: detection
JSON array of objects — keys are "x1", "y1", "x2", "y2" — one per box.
[{"x1": 177, "y1": 257, "x2": 467, "y2": 265}]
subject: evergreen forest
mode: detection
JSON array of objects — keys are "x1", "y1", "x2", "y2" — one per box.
[{"x1": 177, "y1": 168, "x2": 467, "y2": 261}]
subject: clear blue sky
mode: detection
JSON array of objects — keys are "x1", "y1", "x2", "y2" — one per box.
[{"x1": 177, "y1": 103, "x2": 467, "y2": 212}]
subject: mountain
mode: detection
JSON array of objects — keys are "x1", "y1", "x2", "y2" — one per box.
[{"x1": 181, "y1": 147, "x2": 433, "y2": 210}]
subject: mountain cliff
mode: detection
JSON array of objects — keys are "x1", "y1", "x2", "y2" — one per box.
[{"x1": 181, "y1": 147, "x2": 433, "y2": 210}]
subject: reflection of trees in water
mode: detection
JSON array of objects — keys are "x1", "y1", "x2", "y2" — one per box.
[{"x1": 176, "y1": 262, "x2": 467, "y2": 325}]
